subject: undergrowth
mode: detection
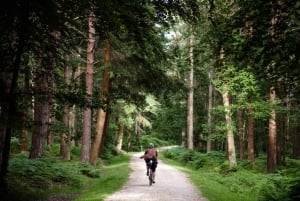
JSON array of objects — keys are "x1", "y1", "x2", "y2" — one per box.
[
  {"x1": 1, "y1": 150, "x2": 129, "y2": 201},
  {"x1": 161, "y1": 147, "x2": 300, "y2": 201}
]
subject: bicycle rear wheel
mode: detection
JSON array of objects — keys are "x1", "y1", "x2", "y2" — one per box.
[{"x1": 148, "y1": 170, "x2": 153, "y2": 186}]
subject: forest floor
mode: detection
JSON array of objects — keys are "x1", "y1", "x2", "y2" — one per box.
[{"x1": 104, "y1": 152, "x2": 209, "y2": 201}]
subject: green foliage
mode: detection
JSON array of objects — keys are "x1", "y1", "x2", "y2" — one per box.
[
  {"x1": 99, "y1": 142, "x2": 120, "y2": 160},
  {"x1": 71, "y1": 145, "x2": 82, "y2": 158},
  {"x1": 10, "y1": 136, "x2": 21, "y2": 154},
  {"x1": 75, "y1": 154, "x2": 131, "y2": 201},
  {"x1": 163, "y1": 147, "x2": 226, "y2": 169},
  {"x1": 288, "y1": 177, "x2": 300, "y2": 201},
  {"x1": 139, "y1": 135, "x2": 170, "y2": 150},
  {"x1": 256, "y1": 175, "x2": 292, "y2": 201},
  {"x1": 161, "y1": 147, "x2": 300, "y2": 201},
  {"x1": 3, "y1": 154, "x2": 84, "y2": 201},
  {"x1": 256, "y1": 160, "x2": 300, "y2": 201},
  {"x1": 4, "y1": 149, "x2": 131, "y2": 201},
  {"x1": 8, "y1": 155, "x2": 82, "y2": 188},
  {"x1": 78, "y1": 163, "x2": 101, "y2": 178}
]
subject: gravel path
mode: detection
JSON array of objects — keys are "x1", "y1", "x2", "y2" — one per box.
[{"x1": 104, "y1": 152, "x2": 209, "y2": 201}]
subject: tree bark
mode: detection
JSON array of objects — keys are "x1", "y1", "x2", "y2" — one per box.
[
  {"x1": 267, "y1": 86, "x2": 276, "y2": 173},
  {"x1": 247, "y1": 108, "x2": 255, "y2": 165},
  {"x1": 30, "y1": 65, "x2": 50, "y2": 158},
  {"x1": 89, "y1": 39, "x2": 110, "y2": 165},
  {"x1": 181, "y1": 131, "x2": 186, "y2": 148},
  {"x1": 276, "y1": 113, "x2": 283, "y2": 166},
  {"x1": 135, "y1": 120, "x2": 141, "y2": 150},
  {"x1": 1, "y1": 4, "x2": 28, "y2": 185},
  {"x1": 80, "y1": 12, "x2": 96, "y2": 163},
  {"x1": 187, "y1": 32, "x2": 194, "y2": 150},
  {"x1": 61, "y1": 64, "x2": 71, "y2": 160},
  {"x1": 73, "y1": 50, "x2": 82, "y2": 146},
  {"x1": 237, "y1": 109, "x2": 244, "y2": 159},
  {"x1": 116, "y1": 122, "x2": 124, "y2": 151},
  {"x1": 222, "y1": 91, "x2": 237, "y2": 168},
  {"x1": 127, "y1": 131, "x2": 132, "y2": 152},
  {"x1": 207, "y1": 68, "x2": 214, "y2": 152},
  {"x1": 30, "y1": 45, "x2": 55, "y2": 159},
  {"x1": 21, "y1": 64, "x2": 30, "y2": 153}
]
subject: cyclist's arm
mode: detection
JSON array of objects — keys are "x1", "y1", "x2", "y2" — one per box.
[{"x1": 140, "y1": 150, "x2": 148, "y2": 159}]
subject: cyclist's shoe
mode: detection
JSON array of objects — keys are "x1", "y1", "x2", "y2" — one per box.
[{"x1": 152, "y1": 180, "x2": 155, "y2": 183}]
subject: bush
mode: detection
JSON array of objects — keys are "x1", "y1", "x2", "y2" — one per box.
[
  {"x1": 139, "y1": 136, "x2": 170, "y2": 149},
  {"x1": 256, "y1": 174, "x2": 292, "y2": 201},
  {"x1": 10, "y1": 137, "x2": 21, "y2": 154},
  {"x1": 190, "y1": 157, "x2": 207, "y2": 169},
  {"x1": 288, "y1": 177, "x2": 300, "y2": 201},
  {"x1": 162, "y1": 147, "x2": 185, "y2": 160},
  {"x1": 78, "y1": 163, "x2": 101, "y2": 178},
  {"x1": 8, "y1": 155, "x2": 82, "y2": 188},
  {"x1": 161, "y1": 147, "x2": 300, "y2": 201}
]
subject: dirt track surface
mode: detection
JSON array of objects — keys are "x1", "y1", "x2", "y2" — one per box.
[{"x1": 104, "y1": 152, "x2": 209, "y2": 201}]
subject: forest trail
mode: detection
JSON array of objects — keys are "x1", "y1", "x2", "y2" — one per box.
[{"x1": 104, "y1": 151, "x2": 209, "y2": 201}]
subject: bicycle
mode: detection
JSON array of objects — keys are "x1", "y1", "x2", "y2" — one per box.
[{"x1": 147, "y1": 159, "x2": 154, "y2": 186}]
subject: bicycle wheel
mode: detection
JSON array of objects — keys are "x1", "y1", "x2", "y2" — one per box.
[{"x1": 148, "y1": 170, "x2": 153, "y2": 186}]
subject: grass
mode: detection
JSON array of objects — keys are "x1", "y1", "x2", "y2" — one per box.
[
  {"x1": 2, "y1": 151, "x2": 131, "y2": 201},
  {"x1": 159, "y1": 147, "x2": 300, "y2": 201},
  {"x1": 75, "y1": 154, "x2": 131, "y2": 201}
]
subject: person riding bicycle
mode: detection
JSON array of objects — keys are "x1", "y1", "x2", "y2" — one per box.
[{"x1": 140, "y1": 143, "x2": 158, "y2": 183}]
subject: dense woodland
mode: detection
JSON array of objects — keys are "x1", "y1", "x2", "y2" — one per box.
[{"x1": 0, "y1": 0, "x2": 300, "y2": 199}]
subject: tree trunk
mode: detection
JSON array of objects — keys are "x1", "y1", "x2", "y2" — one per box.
[
  {"x1": 30, "y1": 45, "x2": 55, "y2": 158},
  {"x1": 247, "y1": 108, "x2": 255, "y2": 165},
  {"x1": 61, "y1": 104, "x2": 69, "y2": 158},
  {"x1": 127, "y1": 131, "x2": 132, "y2": 152},
  {"x1": 222, "y1": 91, "x2": 237, "y2": 168},
  {"x1": 47, "y1": 116, "x2": 55, "y2": 148},
  {"x1": 267, "y1": 86, "x2": 277, "y2": 173},
  {"x1": 1, "y1": 6, "x2": 28, "y2": 187},
  {"x1": 73, "y1": 50, "x2": 82, "y2": 146},
  {"x1": 135, "y1": 120, "x2": 141, "y2": 149},
  {"x1": 116, "y1": 122, "x2": 124, "y2": 151},
  {"x1": 237, "y1": 109, "x2": 244, "y2": 159},
  {"x1": 280, "y1": 91, "x2": 290, "y2": 165},
  {"x1": 80, "y1": 12, "x2": 96, "y2": 163},
  {"x1": 207, "y1": 67, "x2": 214, "y2": 152},
  {"x1": 60, "y1": 63, "x2": 71, "y2": 160},
  {"x1": 89, "y1": 39, "x2": 110, "y2": 165},
  {"x1": 181, "y1": 131, "x2": 186, "y2": 147},
  {"x1": 30, "y1": 66, "x2": 50, "y2": 158},
  {"x1": 21, "y1": 64, "x2": 30, "y2": 153},
  {"x1": 187, "y1": 32, "x2": 194, "y2": 150},
  {"x1": 276, "y1": 113, "x2": 283, "y2": 166},
  {"x1": 99, "y1": 112, "x2": 110, "y2": 155}
]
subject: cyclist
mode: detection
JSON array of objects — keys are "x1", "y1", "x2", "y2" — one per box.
[{"x1": 140, "y1": 143, "x2": 158, "y2": 183}]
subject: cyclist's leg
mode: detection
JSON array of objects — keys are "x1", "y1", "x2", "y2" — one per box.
[
  {"x1": 145, "y1": 159, "x2": 150, "y2": 175},
  {"x1": 146, "y1": 165, "x2": 150, "y2": 175},
  {"x1": 152, "y1": 171, "x2": 155, "y2": 183},
  {"x1": 151, "y1": 163, "x2": 157, "y2": 183}
]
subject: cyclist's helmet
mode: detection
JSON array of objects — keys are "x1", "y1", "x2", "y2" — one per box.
[{"x1": 148, "y1": 143, "x2": 154, "y2": 148}]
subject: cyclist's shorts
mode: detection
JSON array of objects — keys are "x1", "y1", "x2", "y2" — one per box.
[{"x1": 146, "y1": 158, "x2": 157, "y2": 172}]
